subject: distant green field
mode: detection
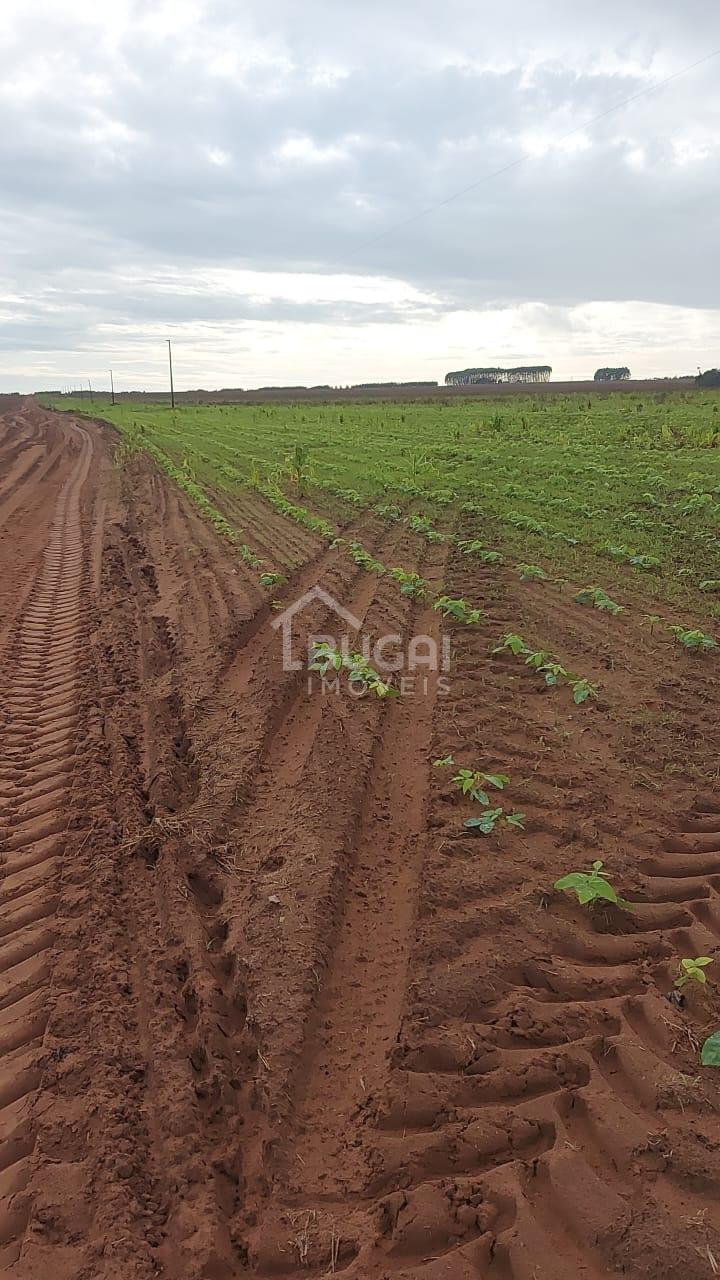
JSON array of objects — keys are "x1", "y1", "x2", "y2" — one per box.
[{"x1": 46, "y1": 391, "x2": 720, "y2": 618}]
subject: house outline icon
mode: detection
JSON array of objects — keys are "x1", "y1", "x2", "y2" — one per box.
[{"x1": 271, "y1": 585, "x2": 362, "y2": 671}]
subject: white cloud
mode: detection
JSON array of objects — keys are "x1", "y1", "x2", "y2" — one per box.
[
  {"x1": 205, "y1": 145, "x2": 231, "y2": 167},
  {"x1": 273, "y1": 134, "x2": 350, "y2": 165},
  {"x1": 1, "y1": 0, "x2": 719, "y2": 389}
]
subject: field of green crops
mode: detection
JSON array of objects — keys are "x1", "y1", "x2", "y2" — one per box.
[{"x1": 47, "y1": 390, "x2": 720, "y2": 619}]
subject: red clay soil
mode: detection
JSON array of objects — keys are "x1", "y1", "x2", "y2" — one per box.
[{"x1": 2, "y1": 401, "x2": 720, "y2": 1280}]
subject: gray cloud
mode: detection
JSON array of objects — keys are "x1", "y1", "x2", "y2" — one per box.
[{"x1": 1, "y1": 0, "x2": 719, "y2": 388}]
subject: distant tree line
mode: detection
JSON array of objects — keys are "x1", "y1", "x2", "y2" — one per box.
[
  {"x1": 254, "y1": 381, "x2": 439, "y2": 392},
  {"x1": 351, "y1": 381, "x2": 438, "y2": 389},
  {"x1": 445, "y1": 366, "x2": 552, "y2": 386},
  {"x1": 697, "y1": 369, "x2": 720, "y2": 387},
  {"x1": 594, "y1": 367, "x2": 630, "y2": 381}
]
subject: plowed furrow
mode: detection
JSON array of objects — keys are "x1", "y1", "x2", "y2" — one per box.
[{"x1": 0, "y1": 420, "x2": 91, "y2": 1268}]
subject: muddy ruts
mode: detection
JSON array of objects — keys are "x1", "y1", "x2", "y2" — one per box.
[{"x1": 0, "y1": 423, "x2": 92, "y2": 1269}]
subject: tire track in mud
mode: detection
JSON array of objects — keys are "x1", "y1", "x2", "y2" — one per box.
[
  {"x1": 137, "y1": 504, "x2": 452, "y2": 1274},
  {"x1": 0, "y1": 421, "x2": 92, "y2": 1270},
  {"x1": 69, "y1": 477, "x2": 441, "y2": 1275},
  {"x1": 284, "y1": 553, "x2": 450, "y2": 1178},
  {"x1": 84, "y1": 501, "x2": 248, "y2": 1278},
  {"x1": 234, "y1": 539, "x2": 452, "y2": 1276}
]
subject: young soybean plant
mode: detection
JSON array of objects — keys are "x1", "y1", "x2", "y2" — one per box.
[
  {"x1": 493, "y1": 632, "x2": 528, "y2": 656},
  {"x1": 390, "y1": 568, "x2": 428, "y2": 599},
  {"x1": 516, "y1": 563, "x2": 547, "y2": 582},
  {"x1": 674, "y1": 957, "x2": 713, "y2": 990},
  {"x1": 433, "y1": 596, "x2": 484, "y2": 624},
  {"x1": 308, "y1": 642, "x2": 397, "y2": 699},
  {"x1": 598, "y1": 541, "x2": 629, "y2": 561},
  {"x1": 670, "y1": 626, "x2": 717, "y2": 652},
  {"x1": 555, "y1": 860, "x2": 633, "y2": 909},
  {"x1": 569, "y1": 677, "x2": 599, "y2": 705},
  {"x1": 465, "y1": 807, "x2": 525, "y2": 835},
  {"x1": 452, "y1": 768, "x2": 509, "y2": 806},
  {"x1": 259, "y1": 570, "x2": 287, "y2": 589},
  {"x1": 574, "y1": 586, "x2": 623, "y2": 615},
  {"x1": 457, "y1": 539, "x2": 504, "y2": 564},
  {"x1": 629, "y1": 554, "x2": 661, "y2": 571}
]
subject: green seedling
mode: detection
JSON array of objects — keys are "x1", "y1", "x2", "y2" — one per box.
[
  {"x1": 570, "y1": 677, "x2": 599, "y2": 705},
  {"x1": 540, "y1": 661, "x2": 569, "y2": 687},
  {"x1": 674, "y1": 957, "x2": 713, "y2": 990},
  {"x1": 309, "y1": 643, "x2": 397, "y2": 698},
  {"x1": 433, "y1": 754, "x2": 455, "y2": 767},
  {"x1": 408, "y1": 514, "x2": 445, "y2": 542},
  {"x1": 346, "y1": 659, "x2": 397, "y2": 698},
  {"x1": 348, "y1": 540, "x2": 386, "y2": 574},
  {"x1": 554, "y1": 860, "x2": 630, "y2": 908},
  {"x1": 493, "y1": 632, "x2": 528, "y2": 656},
  {"x1": 523, "y1": 650, "x2": 568, "y2": 686},
  {"x1": 433, "y1": 596, "x2": 484, "y2": 624},
  {"x1": 373, "y1": 502, "x2": 402, "y2": 520},
  {"x1": 310, "y1": 641, "x2": 345, "y2": 674},
  {"x1": 259, "y1": 571, "x2": 286, "y2": 588},
  {"x1": 464, "y1": 807, "x2": 525, "y2": 834},
  {"x1": 670, "y1": 626, "x2": 717, "y2": 652},
  {"x1": 390, "y1": 568, "x2": 428, "y2": 598},
  {"x1": 516, "y1": 563, "x2": 547, "y2": 581},
  {"x1": 598, "y1": 541, "x2": 629, "y2": 561},
  {"x1": 457, "y1": 539, "x2": 504, "y2": 563},
  {"x1": 452, "y1": 768, "x2": 509, "y2": 806},
  {"x1": 509, "y1": 513, "x2": 548, "y2": 535},
  {"x1": 522, "y1": 648, "x2": 551, "y2": 670},
  {"x1": 494, "y1": 635, "x2": 591, "y2": 699},
  {"x1": 629, "y1": 554, "x2": 661, "y2": 571},
  {"x1": 238, "y1": 544, "x2": 263, "y2": 568},
  {"x1": 503, "y1": 810, "x2": 526, "y2": 829},
  {"x1": 574, "y1": 586, "x2": 623, "y2": 615}
]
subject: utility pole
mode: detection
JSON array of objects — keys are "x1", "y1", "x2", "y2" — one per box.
[
  {"x1": 167, "y1": 339, "x2": 175, "y2": 409},
  {"x1": 110, "y1": 369, "x2": 115, "y2": 405}
]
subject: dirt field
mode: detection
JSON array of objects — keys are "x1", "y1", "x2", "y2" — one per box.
[{"x1": 3, "y1": 400, "x2": 720, "y2": 1279}]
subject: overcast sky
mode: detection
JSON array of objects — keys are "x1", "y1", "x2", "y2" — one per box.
[{"x1": 1, "y1": 0, "x2": 719, "y2": 390}]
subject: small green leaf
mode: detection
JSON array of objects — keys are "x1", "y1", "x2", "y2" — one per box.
[
  {"x1": 701, "y1": 1032, "x2": 720, "y2": 1066},
  {"x1": 483, "y1": 773, "x2": 510, "y2": 790},
  {"x1": 505, "y1": 811, "x2": 526, "y2": 829}
]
